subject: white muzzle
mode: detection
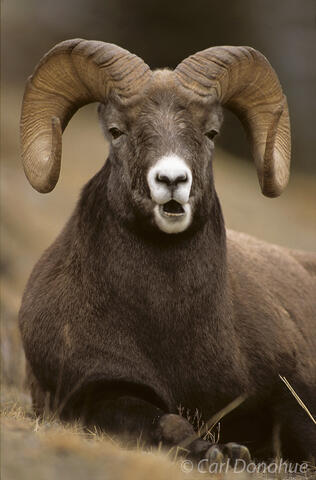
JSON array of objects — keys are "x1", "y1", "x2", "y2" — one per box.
[{"x1": 147, "y1": 154, "x2": 192, "y2": 233}]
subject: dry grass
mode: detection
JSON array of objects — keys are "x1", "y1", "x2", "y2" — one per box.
[
  {"x1": 1, "y1": 392, "x2": 203, "y2": 480},
  {"x1": 279, "y1": 376, "x2": 316, "y2": 426},
  {"x1": 2, "y1": 387, "x2": 315, "y2": 480},
  {"x1": 179, "y1": 395, "x2": 247, "y2": 449}
]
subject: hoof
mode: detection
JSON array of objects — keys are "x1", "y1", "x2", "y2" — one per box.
[
  {"x1": 204, "y1": 442, "x2": 251, "y2": 466},
  {"x1": 153, "y1": 414, "x2": 251, "y2": 468},
  {"x1": 188, "y1": 441, "x2": 251, "y2": 466},
  {"x1": 206, "y1": 445, "x2": 225, "y2": 463},
  {"x1": 222, "y1": 442, "x2": 251, "y2": 464}
]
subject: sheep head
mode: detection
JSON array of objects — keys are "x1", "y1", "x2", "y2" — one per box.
[{"x1": 20, "y1": 39, "x2": 291, "y2": 234}]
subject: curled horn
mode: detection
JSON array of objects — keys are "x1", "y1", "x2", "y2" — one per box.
[
  {"x1": 20, "y1": 38, "x2": 152, "y2": 193},
  {"x1": 175, "y1": 46, "x2": 291, "y2": 197}
]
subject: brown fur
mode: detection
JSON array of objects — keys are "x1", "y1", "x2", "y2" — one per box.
[{"x1": 19, "y1": 76, "x2": 316, "y2": 461}]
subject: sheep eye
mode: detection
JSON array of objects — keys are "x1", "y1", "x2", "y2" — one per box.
[
  {"x1": 109, "y1": 127, "x2": 123, "y2": 139},
  {"x1": 205, "y1": 129, "x2": 218, "y2": 140}
]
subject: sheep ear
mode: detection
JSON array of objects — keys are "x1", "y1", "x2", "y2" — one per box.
[
  {"x1": 20, "y1": 39, "x2": 151, "y2": 193},
  {"x1": 175, "y1": 46, "x2": 291, "y2": 197}
]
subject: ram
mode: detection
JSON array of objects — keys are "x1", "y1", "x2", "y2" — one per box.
[{"x1": 19, "y1": 39, "x2": 316, "y2": 462}]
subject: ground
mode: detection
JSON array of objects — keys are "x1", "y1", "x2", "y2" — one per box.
[{"x1": 1, "y1": 387, "x2": 201, "y2": 480}]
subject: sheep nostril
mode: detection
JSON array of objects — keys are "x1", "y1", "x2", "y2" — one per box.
[
  {"x1": 156, "y1": 173, "x2": 188, "y2": 187},
  {"x1": 175, "y1": 174, "x2": 188, "y2": 184},
  {"x1": 156, "y1": 173, "x2": 171, "y2": 186}
]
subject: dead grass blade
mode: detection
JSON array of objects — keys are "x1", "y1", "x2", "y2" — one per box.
[
  {"x1": 279, "y1": 375, "x2": 316, "y2": 425},
  {"x1": 178, "y1": 394, "x2": 247, "y2": 449}
]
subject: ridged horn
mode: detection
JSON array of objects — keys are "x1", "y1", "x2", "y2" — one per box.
[
  {"x1": 175, "y1": 46, "x2": 291, "y2": 197},
  {"x1": 20, "y1": 38, "x2": 152, "y2": 193}
]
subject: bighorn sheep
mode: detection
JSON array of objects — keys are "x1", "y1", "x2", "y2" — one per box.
[{"x1": 19, "y1": 39, "x2": 316, "y2": 462}]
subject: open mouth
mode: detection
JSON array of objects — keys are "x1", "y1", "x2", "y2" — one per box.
[{"x1": 160, "y1": 200, "x2": 185, "y2": 217}]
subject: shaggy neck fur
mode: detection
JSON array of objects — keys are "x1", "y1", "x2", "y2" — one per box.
[{"x1": 62, "y1": 162, "x2": 239, "y2": 411}]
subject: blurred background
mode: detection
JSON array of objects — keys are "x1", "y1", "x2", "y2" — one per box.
[{"x1": 1, "y1": 0, "x2": 316, "y2": 394}]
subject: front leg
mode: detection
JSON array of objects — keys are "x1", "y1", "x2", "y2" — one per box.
[
  {"x1": 64, "y1": 389, "x2": 165, "y2": 445},
  {"x1": 63, "y1": 386, "x2": 251, "y2": 462}
]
